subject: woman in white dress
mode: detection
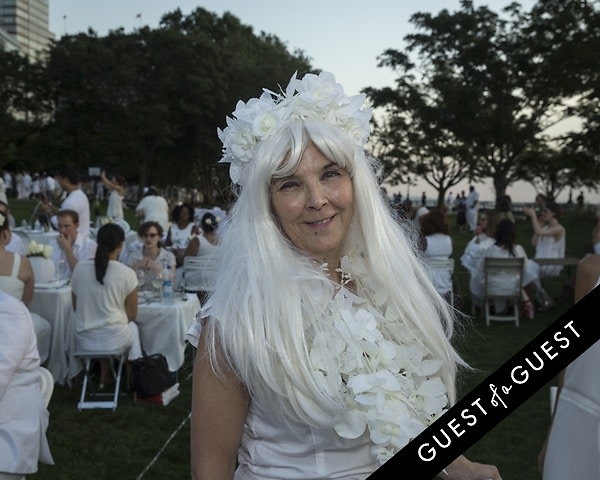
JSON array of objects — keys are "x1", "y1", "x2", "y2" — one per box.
[
  {"x1": 100, "y1": 171, "x2": 125, "y2": 221},
  {"x1": 187, "y1": 72, "x2": 501, "y2": 479},
  {"x1": 420, "y1": 209, "x2": 454, "y2": 302},
  {"x1": 538, "y1": 253, "x2": 600, "y2": 479},
  {"x1": 523, "y1": 202, "x2": 566, "y2": 278},
  {"x1": 165, "y1": 203, "x2": 200, "y2": 266},
  {"x1": 0, "y1": 212, "x2": 52, "y2": 364},
  {"x1": 71, "y1": 223, "x2": 142, "y2": 387},
  {"x1": 0, "y1": 290, "x2": 54, "y2": 478}
]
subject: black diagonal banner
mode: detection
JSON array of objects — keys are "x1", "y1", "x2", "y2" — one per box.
[{"x1": 369, "y1": 284, "x2": 600, "y2": 480}]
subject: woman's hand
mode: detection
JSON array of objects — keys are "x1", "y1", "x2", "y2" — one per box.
[{"x1": 439, "y1": 455, "x2": 501, "y2": 480}]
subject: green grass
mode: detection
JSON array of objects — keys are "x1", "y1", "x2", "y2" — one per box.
[{"x1": 7, "y1": 197, "x2": 593, "y2": 479}]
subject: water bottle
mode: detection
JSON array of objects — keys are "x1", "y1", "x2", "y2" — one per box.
[
  {"x1": 162, "y1": 259, "x2": 174, "y2": 305},
  {"x1": 34, "y1": 218, "x2": 41, "y2": 231}
]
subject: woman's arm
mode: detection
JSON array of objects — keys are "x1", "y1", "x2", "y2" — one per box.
[
  {"x1": 20, "y1": 256, "x2": 34, "y2": 305},
  {"x1": 185, "y1": 236, "x2": 200, "y2": 257},
  {"x1": 124, "y1": 288, "x2": 138, "y2": 322},
  {"x1": 100, "y1": 171, "x2": 124, "y2": 196},
  {"x1": 191, "y1": 331, "x2": 249, "y2": 480}
]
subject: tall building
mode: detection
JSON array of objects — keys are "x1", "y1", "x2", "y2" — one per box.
[{"x1": 0, "y1": 0, "x2": 53, "y2": 59}]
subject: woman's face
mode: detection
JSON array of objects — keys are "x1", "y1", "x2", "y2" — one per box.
[
  {"x1": 271, "y1": 143, "x2": 354, "y2": 266},
  {"x1": 179, "y1": 207, "x2": 191, "y2": 224},
  {"x1": 478, "y1": 214, "x2": 488, "y2": 230},
  {"x1": 141, "y1": 226, "x2": 161, "y2": 249}
]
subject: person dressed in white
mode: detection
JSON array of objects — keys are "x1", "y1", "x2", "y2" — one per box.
[
  {"x1": 465, "y1": 185, "x2": 480, "y2": 232},
  {"x1": 523, "y1": 201, "x2": 565, "y2": 278},
  {"x1": 187, "y1": 71, "x2": 501, "y2": 480},
  {"x1": 165, "y1": 203, "x2": 200, "y2": 267},
  {"x1": 23, "y1": 171, "x2": 32, "y2": 199},
  {"x1": 41, "y1": 166, "x2": 91, "y2": 238},
  {"x1": 100, "y1": 171, "x2": 126, "y2": 221},
  {"x1": 135, "y1": 187, "x2": 170, "y2": 233},
  {"x1": 538, "y1": 253, "x2": 600, "y2": 479},
  {"x1": 71, "y1": 223, "x2": 142, "y2": 387},
  {"x1": 0, "y1": 289, "x2": 54, "y2": 478},
  {"x1": 50, "y1": 210, "x2": 97, "y2": 280},
  {"x1": 0, "y1": 201, "x2": 25, "y2": 256},
  {"x1": 420, "y1": 209, "x2": 453, "y2": 302},
  {"x1": 0, "y1": 211, "x2": 52, "y2": 365},
  {"x1": 0, "y1": 176, "x2": 6, "y2": 205},
  {"x1": 179, "y1": 212, "x2": 219, "y2": 292}
]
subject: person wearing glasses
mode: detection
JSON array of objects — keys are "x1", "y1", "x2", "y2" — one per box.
[{"x1": 126, "y1": 221, "x2": 175, "y2": 292}]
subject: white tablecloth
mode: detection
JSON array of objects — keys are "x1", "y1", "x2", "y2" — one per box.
[
  {"x1": 14, "y1": 228, "x2": 59, "y2": 246},
  {"x1": 137, "y1": 294, "x2": 201, "y2": 371},
  {"x1": 28, "y1": 284, "x2": 79, "y2": 385}
]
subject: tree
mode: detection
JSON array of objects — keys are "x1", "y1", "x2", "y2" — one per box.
[{"x1": 367, "y1": 0, "x2": 578, "y2": 203}]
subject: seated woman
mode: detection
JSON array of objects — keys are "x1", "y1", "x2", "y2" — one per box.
[
  {"x1": 126, "y1": 221, "x2": 176, "y2": 293},
  {"x1": 164, "y1": 203, "x2": 200, "y2": 267},
  {"x1": 473, "y1": 219, "x2": 550, "y2": 318},
  {"x1": 0, "y1": 212, "x2": 52, "y2": 364},
  {"x1": 71, "y1": 223, "x2": 143, "y2": 387},
  {"x1": 0, "y1": 290, "x2": 54, "y2": 477},
  {"x1": 179, "y1": 212, "x2": 220, "y2": 293},
  {"x1": 461, "y1": 209, "x2": 499, "y2": 274},
  {"x1": 419, "y1": 209, "x2": 453, "y2": 303}
]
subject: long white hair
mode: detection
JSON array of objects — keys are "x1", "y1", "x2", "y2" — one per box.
[{"x1": 202, "y1": 118, "x2": 466, "y2": 427}]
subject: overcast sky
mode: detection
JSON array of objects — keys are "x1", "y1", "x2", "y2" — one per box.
[{"x1": 48, "y1": 0, "x2": 597, "y2": 204}]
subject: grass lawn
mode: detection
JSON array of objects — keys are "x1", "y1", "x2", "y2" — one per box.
[{"x1": 5, "y1": 198, "x2": 594, "y2": 479}]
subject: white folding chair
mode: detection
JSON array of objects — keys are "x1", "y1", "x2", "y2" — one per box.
[
  {"x1": 182, "y1": 255, "x2": 217, "y2": 296},
  {"x1": 38, "y1": 366, "x2": 54, "y2": 407},
  {"x1": 73, "y1": 348, "x2": 127, "y2": 410},
  {"x1": 423, "y1": 257, "x2": 455, "y2": 307},
  {"x1": 483, "y1": 257, "x2": 524, "y2": 326}
]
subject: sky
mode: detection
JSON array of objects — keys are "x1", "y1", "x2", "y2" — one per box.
[{"x1": 47, "y1": 0, "x2": 598, "y2": 205}]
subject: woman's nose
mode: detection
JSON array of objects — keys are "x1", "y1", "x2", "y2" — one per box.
[{"x1": 306, "y1": 183, "x2": 327, "y2": 210}]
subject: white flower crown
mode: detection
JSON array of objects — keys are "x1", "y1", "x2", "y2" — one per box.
[{"x1": 217, "y1": 71, "x2": 373, "y2": 185}]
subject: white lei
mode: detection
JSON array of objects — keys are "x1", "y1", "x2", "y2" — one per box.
[{"x1": 309, "y1": 257, "x2": 449, "y2": 464}]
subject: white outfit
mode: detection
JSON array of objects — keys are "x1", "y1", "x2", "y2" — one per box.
[
  {"x1": 23, "y1": 174, "x2": 32, "y2": 199},
  {"x1": 466, "y1": 189, "x2": 480, "y2": 232},
  {"x1": 126, "y1": 247, "x2": 176, "y2": 292},
  {"x1": 52, "y1": 189, "x2": 91, "y2": 238},
  {"x1": 532, "y1": 226, "x2": 566, "y2": 278},
  {"x1": 235, "y1": 401, "x2": 377, "y2": 479},
  {"x1": 71, "y1": 260, "x2": 142, "y2": 360},
  {"x1": 543, "y1": 275, "x2": 600, "y2": 479},
  {"x1": 422, "y1": 233, "x2": 453, "y2": 296},
  {"x1": 0, "y1": 290, "x2": 53, "y2": 475},
  {"x1": 594, "y1": 242, "x2": 600, "y2": 255},
  {"x1": 106, "y1": 189, "x2": 124, "y2": 220},
  {"x1": 168, "y1": 223, "x2": 195, "y2": 250},
  {"x1": 0, "y1": 178, "x2": 6, "y2": 204},
  {"x1": 5, "y1": 233, "x2": 25, "y2": 256},
  {"x1": 136, "y1": 195, "x2": 170, "y2": 232},
  {"x1": 50, "y1": 233, "x2": 97, "y2": 280},
  {"x1": 0, "y1": 254, "x2": 52, "y2": 364}
]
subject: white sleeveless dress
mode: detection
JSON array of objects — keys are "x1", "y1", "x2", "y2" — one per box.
[
  {"x1": 543, "y1": 276, "x2": 600, "y2": 479},
  {"x1": 0, "y1": 254, "x2": 52, "y2": 364}
]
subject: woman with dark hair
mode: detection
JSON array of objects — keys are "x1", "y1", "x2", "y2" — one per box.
[
  {"x1": 71, "y1": 223, "x2": 142, "y2": 387},
  {"x1": 184, "y1": 212, "x2": 220, "y2": 258},
  {"x1": 165, "y1": 203, "x2": 200, "y2": 266},
  {"x1": 126, "y1": 221, "x2": 176, "y2": 291}
]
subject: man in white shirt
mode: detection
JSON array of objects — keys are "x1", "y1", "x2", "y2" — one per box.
[
  {"x1": 135, "y1": 187, "x2": 170, "y2": 232},
  {"x1": 41, "y1": 167, "x2": 91, "y2": 238},
  {"x1": 466, "y1": 185, "x2": 480, "y2": 232},
  {"x1": 50, "y1": 210, "x2": 97, "y2": 279}
]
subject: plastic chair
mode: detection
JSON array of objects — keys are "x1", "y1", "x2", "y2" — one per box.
[
  {"x1": 423, "y1": 257, "x2": 455, "y2": 307},
  {"x1": 73, "y1": 348, "x2": 127, "y2": 410},
  {"x1": 39, "y1": 366, "x2": 54, "y2": 407},
  {"x1": 483, "y1": 257, "x2": 524, "y2": 326},
  {"x1": 182, "y1": 255, "x2": 217, "y2": 295}
]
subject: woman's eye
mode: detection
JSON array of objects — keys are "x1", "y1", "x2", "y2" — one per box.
[
  {"x1": 279, "y1": 180, "x2": 299, "y2": 190},
  {"x1": 323, "y1": 169, "x2": 343, "y2": 179}
]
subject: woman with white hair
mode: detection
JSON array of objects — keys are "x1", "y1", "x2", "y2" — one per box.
[{"x1": 187, "y1": 71, "x2": 501, "y2": 479}]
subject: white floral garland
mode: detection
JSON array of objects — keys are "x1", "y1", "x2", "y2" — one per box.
[
  {"x1": 309, "y1": 256, "x2": 449, "y2": 464},
  {"x1": 217, "y1": 71, "x2": 372, "y2": 186}
]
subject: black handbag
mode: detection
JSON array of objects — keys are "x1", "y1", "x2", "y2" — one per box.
[{"x1": 130, "y1": 353, "x2": 175, "y2": 398}]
